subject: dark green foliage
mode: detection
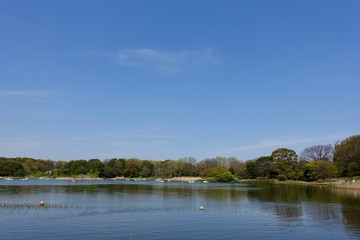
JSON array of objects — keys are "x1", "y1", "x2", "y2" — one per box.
[
  {"x1": 304, "y1": 160, "x2": 338, "y2": 181},
  {"x1": 87, "y1": 159, "x2": 104, "y2": 176},
  {"x1": 245, "y1": 160, "x2": 258, "y2": 179},
  {"x1": 0, "y1": 159, "x2": 26, "y2": 177},
  {"x1": 271, "y1": 148, "x2": 300, "y2": 180},
  {"x1": 60, "y1": 160, "x2": 89, "y2": 176},
  {"x1": 106, "y1": 158, "x2": 126, "y2": 176},
  {"x1": 0, "y1": 134, "x2": 358, "y2": 181},
  {"x1": 99, "y1": 165, "x2": 116, "y2": 178},
  {"x1": 277, "y1": 175, "x2": 287, "y2": 181},
  {"x1": 255, "y1": 156, "x2": 274, "y2": 178},
  {"x1": 334, "y1": 135, "x2": 360, "y2": 177}
]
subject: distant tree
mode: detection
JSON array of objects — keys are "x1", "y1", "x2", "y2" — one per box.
[
  {"x1": 305, "y1": 160, "x2": 338, "y2": 181},
  {"x1": 271, "y1": 148, "x2": 299, "y2": 180},
  {"x1": 334, "y1": 135, "x2": 360, "y2": 177},
  {"x1": 106, "y1": 158, "x2": 126, "y2": 176},
  {"x1": 55, "y1": 161, "x2": 66, "y2": 170},
  {"x1": 139, "y1": 160, "x2": 154, "y2": 177},
  {"x1": 124, "y1": 159, "x2": 141, "y2": 177},
  {"x1": 178, "y1": 157, "x2": 197, "y2": 176},
  {"x1": 60, "y1": 160, "x2": 88, "y2": 175},
  {"x1": 229, "y1": 159, "x2": 246, "y2": 178},
  {"x1": 198, "y1": 157, "x2": 227, "y2": 170},
  {"x1": 207, "y1": 167, "x2": 235, "y2": 182},
  {"x1": 215, "y1": 171, "x2": 235, "y2": 182},
  {"x1": 255, "y1": 156, "x2": 274, "y2": 178},
  {"x1": 299, "y1": 144, "x2": 333, "y2": 162},
  {"x1": 87, "y1": 159, "x2": 104, "y2": 177},
  {"x1": 245, "y1": 160, "x2": 258, "y2": 179},
  {"x1": 0, "y1": 159, "x2": 26, "y2": 177},
  {"x1": 178, "y1": 157, "x2": 197, "y2": 165},
  {"x1": 99, "y1": 165, "x2": 116, "y2": 178}
]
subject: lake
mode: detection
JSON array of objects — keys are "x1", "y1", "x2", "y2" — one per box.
[{"x1": 0, "y1": 179, "x2": 359, "y2": 240}]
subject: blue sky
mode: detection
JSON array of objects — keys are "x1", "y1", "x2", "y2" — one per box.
[{"x1": 0, "y1": 0, "x2": 359, "y2": 161}]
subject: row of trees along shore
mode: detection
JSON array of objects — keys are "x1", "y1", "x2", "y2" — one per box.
[{"x1": 1, "y1": 134, "x2": 359, "y2": 182}]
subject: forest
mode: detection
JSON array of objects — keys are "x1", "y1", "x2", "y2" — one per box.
[{"x1": 1, "y1": 134, "x2": 359, "y2": 182}]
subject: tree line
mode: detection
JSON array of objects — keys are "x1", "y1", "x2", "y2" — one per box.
[{"x1": 1, "y1": 134, "x2": 359, "y2": 182}]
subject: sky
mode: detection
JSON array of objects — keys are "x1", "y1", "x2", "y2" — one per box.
[{"x1": 0, "y1": 0, "x2": 359, "y2": 162}]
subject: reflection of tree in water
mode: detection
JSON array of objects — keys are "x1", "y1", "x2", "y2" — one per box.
[
  {"x1": 334, "y1": 189, "x2": 360, "y2": 238},
  {"x1": 0, "y1": 183, "x2": 248, "y2": 203},
  {"x1": 342, "y1": 206, "x2": 360, "y2": 238},
  {"x1": 2, "y1": 182, "x2": 360, "y2": 237},
  {"x1": 247, "y1": 183, "x2": 360, "y2": 235}
]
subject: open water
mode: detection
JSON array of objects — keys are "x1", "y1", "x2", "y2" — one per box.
[{"x1": 0, "y1": 179, "x2": 360, "y2": 240}]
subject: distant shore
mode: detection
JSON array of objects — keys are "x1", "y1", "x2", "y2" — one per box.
[
  {"x1": 2, "y1": 176, "x2": 360, "y2": 190},
  {"x1": 239, "y1": 178, "x2": 360, "y2": 190},
  {"x1": 53, "y1": 176, "x2": 203, "y2": 182}
]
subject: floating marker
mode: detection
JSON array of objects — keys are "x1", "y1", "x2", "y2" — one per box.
[
  {"x1": 39, "y1": 201, "x2": 45, "y2": 207},
  {"x1": 199, "y1": 206, "x2": 204, "y2": 211}
]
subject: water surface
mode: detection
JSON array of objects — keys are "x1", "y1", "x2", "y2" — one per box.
[{"x1": 0, "y1": 179, "x2": 359, "y2": 239}]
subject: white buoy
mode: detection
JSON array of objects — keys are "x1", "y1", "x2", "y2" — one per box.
[{"x1": 199, "y1": 206, "x2": 205, "y2": 211}]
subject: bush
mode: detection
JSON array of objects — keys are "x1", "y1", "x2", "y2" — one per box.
[
  {"x1": 277, "y1": 175, "x2": 287, "y2": 181},
  {"x1": 215, "y1": 172, "x2": 235, "y2": 182},
  {"x1": 207, "y1": 168, "x2": 235, "y2": 182}
]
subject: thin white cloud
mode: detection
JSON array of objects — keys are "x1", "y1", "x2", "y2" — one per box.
[
  {"x1": 216, "y1": 133, "x2": 350, "y2": 155},
  {"x1": 218, "y1": 138, "x2": 314, "y2": 154},
  {"x1": 113, "y1": 48, "x2": 219, "y2": 74},
  {"x1": 0, "y1": 89, "x2": 59, "y2": 97}
]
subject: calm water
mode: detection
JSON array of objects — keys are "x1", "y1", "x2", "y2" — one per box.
[{"x1": 0, "y1": 179, "x2": 360, "y2": 240}]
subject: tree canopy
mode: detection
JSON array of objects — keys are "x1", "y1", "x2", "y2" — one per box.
[
  {"x1": 0, "y1": 134, "x2": 359, "y2": 181},
  {"x1": 334, "y1": 135, "x2": 360, "y2": 177},
  {"x1": 299, "y1": 144, "x2": 333, "y2": 161}
]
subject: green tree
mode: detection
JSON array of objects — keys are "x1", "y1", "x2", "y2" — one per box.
[
  {"x1": 106, "y1": 158, "x2": 126, "y2": 176},
  {"x1": 60, "y1": 160, "x2": 88, "y2": 176},
  {"x1": 305, "y1": 160, "x2": 338, "y2": 181},
  {"x1": 255, "y1": 156, "x2": 274, "y2": 178},
  {"x1": 139, "y1": 160, "x2": 154, "y2": 177},
  {"x1": 208, "y1": 168, "x2": 235, "y2": 182},
  {"x1": 87, "y1": 159, "x2": 104, "y2": 177},
  {"x1": 0, "y1": 159, "x2": 26, "y2": 177},
  {"x1": 245, "y1": 160, "x2": 258, "y2": 179},
  {"x1": 271, "y1": 148, "x2": 299, "y2": 180},
  {"x1": 124, "y1": 159, "x2": 141, "y2": 177},
  {"x1": 99, "y1": 165, "x2": 116, "y2": 178},
  {"x1": 334, "y1": 135, "x2": 360, "y2": 177}
]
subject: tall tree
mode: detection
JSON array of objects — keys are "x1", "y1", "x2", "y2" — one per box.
[
  {"x1": 334, "y1": 135, "x2": 360, "y2": 177},
  {"x1": 299, "y1": 144, "x2": 333, "y2": 161},
  {"x1": 271, "y1": 148, "x2": 299, "y2": 180},
  {"x1": 305, "y1": 160, "x2": 338, "y2": 181},
  {"x1": 255, "y1": 156, "x2": 274, "y2": 178}
]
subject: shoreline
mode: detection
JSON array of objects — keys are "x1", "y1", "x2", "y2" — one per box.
[
  {"x1": 239, "y1": 178, "x2": 360, "y2": 190},
  {"x1": 2, "y1": 176, "x2": 360, "y2": 190}
]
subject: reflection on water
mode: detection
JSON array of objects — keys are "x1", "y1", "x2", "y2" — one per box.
[{"x1": 0, "y1": 180, "x2": 360, "y2": 239}]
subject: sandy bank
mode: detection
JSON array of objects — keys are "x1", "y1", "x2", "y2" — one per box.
[{"x1": 168, "y1": 177, "x2": 203, "y2": 182}]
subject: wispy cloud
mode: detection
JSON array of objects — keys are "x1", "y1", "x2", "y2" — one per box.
[
  {"x1": 216, "y1": 133, "x2": 350, "y2": 155},
  {"x1": 113, "y1": 48, "x2": 219, "y2": 74},
  {"x1": 0, "y1": 89, "x2": 59, "y2": 97},
  {"x1": 218, "y1": 138, "x2": 314, "y2": 154}
]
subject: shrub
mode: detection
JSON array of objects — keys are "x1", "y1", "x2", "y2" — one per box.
[
  {"x1": 277, "y1": 175, "x2": 287, "y2": 181},
  {"x1": 215, "y1": 172, "x2": 235, "y2": 182}
]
